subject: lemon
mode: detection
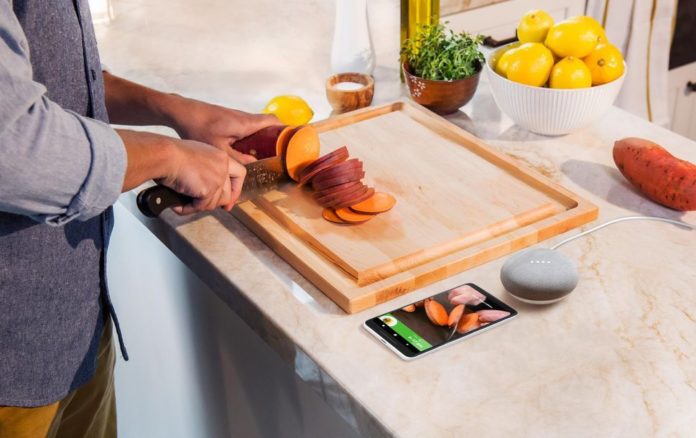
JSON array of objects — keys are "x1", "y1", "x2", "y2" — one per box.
[
  {"x1": 549, "y1": 56, "x2": 592, "y2": 89},
  {"x1": 544, "y1": 19, "x2": 600, "y2": 58},
  {"x1": 517, "y1": 9, "x2": 555, "y2": 43},
  {"x1": 495, "y1": 47, "x2": 518, "y2": 77},
  {"x1": 583, "y1": 43, "x2": 625, "y2": 85},
  {"x1": 262, "y1": 95, "x2": 314, "y2": 126},
  {"x1": 506, "y1": 42, "x2": 554, "y2": 87},
  {"x1": 568, "y1": 15, "x2": 607, "y2": 43}
]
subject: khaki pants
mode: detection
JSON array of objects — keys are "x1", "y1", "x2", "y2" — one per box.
[{"x1": 0, "y1": 319, "x2": 117, "y2": 438}]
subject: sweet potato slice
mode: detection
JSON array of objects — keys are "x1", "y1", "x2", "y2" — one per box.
[
  {"x1": 314, "y1": 183, "x2": 365, "y2": 205},
  {"x1": 447, "y1": 304, "x2": 465, "y2": 328},
  {"x1": 334, "y1": 207, "x2": 374, "y2": 224},
  {"x1": 299, "y1": 146, "x2": 350, "y2": 185},
  {"x1": 401, "y1": 304, "x2": 417, "y2": 312},
  {"x1": 332, "y1": 187, "x2": 374, "y2": 209},
  {"x1": 424, "y1": 299, "x2": 448, "y2": 326},
  {"x1": 311, "y1": 159, "x2": 363, "y2": 183},
  {"x1": 456, "y1": 313, "x2": 480, "y2": 334},
  {"x1": 350, "y1": 192, "x2": 396, "y2": 214},
  {"x1": 275, "y1": 126, "x2": 297, "y2": 157},
  {"x1": 312, "y1": 171, "x2": 365, "y2": 191},
  {"x1": 314, "y1": 181, "x2": 363, "y2": 199},
  {"x1": 323, "y1": 187, "x2": 370, "y2": 209},
  {"x1": 299, "y1": 155, "x2": 349, "y2": 186},
  {"x1": 233, "y1": 125, "x2": 285, "y2": 159},
  {"x1": 285, "y1": 125, "x2": 321, "y2": 182},
  {"x1": 322, "y1": 208, "x2": 347, "y2": 224}
]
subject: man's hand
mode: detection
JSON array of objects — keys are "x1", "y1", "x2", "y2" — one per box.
[
  {"x1": 167, "y1": 96, "x2": 280, "y2": 164},
  {"x1": 119, "y1": 130, "x2": 245, "y2": 214},
  {"x1": 160, "y1": 138, "x2": 247, "y2": 214},
  {"x1": 103, "y1": 72, "x2": 279, "y2": 164}
]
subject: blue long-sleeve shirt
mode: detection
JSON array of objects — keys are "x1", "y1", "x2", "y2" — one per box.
[{"x1": 0, "y1": 0, "x2": 126, "y2": 224}]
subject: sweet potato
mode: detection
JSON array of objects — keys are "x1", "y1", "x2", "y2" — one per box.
[
  {"x1": 285, "y1": 125, "x2": 321, "y2": 182},
  {"x1": 311, "y1": 159, "x2": 363, "y2": 183},
  {"x1": 613, "y1": 137, "x2": 696, "y2": 211},
  {"x1": 332, "y1": 187, "x2": 374, "y2": 209},
  {"x1": 314, "y1": 181, "x2": 363, "y2": 199},
  {"x1": 322, "y1": 208, "x2": 347, "y2": 224},
  {"x1": 315, "y1": 185, "x2": 368, "y2": 208},
  {"x1": 456, "y1": 313, "x2": 480, "y2": 334},
  {"x1": 424, "y1": 299, "x2": 448, "y2": 326},
  {"x1": 447, "y1": 304, "x2": 465, "y2": 328},
  {"x1": 299, "y1": 146, "x2": 350, "y2": 185},
  {"x1": 312, "y1": 171, "x2": 365, "y2": 191},
  {"x1": 350, "y1": 192, "x2": 396, "y2": 214},
  {"x1": 233, "y1": 125, "x2": 285, "y2": 159},
  {"x1": 334, "y1": 207, "x2": 374, "y2": 224}
]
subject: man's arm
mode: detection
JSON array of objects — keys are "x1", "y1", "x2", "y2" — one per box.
[
  {"x1": 0, "y1": 5, "x2": 240, "y2": 223},
  {"x1": 102, "y1": 72, "x2": 279, "y2": 164}
]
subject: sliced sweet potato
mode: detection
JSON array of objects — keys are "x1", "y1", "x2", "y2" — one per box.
[
  {"x1": 275, "y1": 126, "x2": 297, "y2": 157},
  {"x1": 299, "y1": 155, "x2": 349, "y2": 186},
  {"x1": 322, "y1": 208, "x2": 347, "y2": 224},
  {"x1": 311, "y1": 159, "x2": 363, "y2": 183},
  {"x1": 318, "y1": 187, "x2": 369, "y2": 209},
  {"x1": 322, "y1": 187, "x2": 371, "y2": 209},
  {"x1": 312, "y1": 171, "x2": 365, "y2": 191},
  {"x1": 299, "y1": 146, "x2": 350, "y2": 185},
  {"x1": 350, "y1": 192, "x2": 396, "y2": 214},
  {"x1": 424, "y1": 299, "x2": 448, "y2": 326},
  {"x1": 334, "y1": 207, "x2": 374, "y2": 224},
  {"x1": 314, "y1": 183, "x2": 366, "y2": 206},
  {"x1": 285, "y1": 125, "x2": 321, "y2": 182},
  {"x1": 447, "y1": 304, "x2": 465, "y2": 328},
  {"x1": 401, "y1": 304, "x2": 417, "y2": 312},
  {"x1": 456, "y1": 313, "x2": 480, "y2": 334},
  {"x1": 314, "y1": 181, "x2": 363, "y2": 199},
  {"x1": 233, "y1": 125, "x2": 285, "y2": 159},
  {"x1": 332, "y1": 187, "x2": 374, "y2": 209}
]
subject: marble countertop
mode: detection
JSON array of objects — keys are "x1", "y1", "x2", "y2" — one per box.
[{"x1": 97, "y1": 1, "x2": 696, "y2": 436}]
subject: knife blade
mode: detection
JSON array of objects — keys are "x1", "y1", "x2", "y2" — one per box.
[{"x1": 136, "y1": 155, "x2": 287, "y2": 218}]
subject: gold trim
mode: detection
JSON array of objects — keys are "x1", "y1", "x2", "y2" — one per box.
[{"x1": 646, "y1": 0, "x2": 657, "y2": 122}]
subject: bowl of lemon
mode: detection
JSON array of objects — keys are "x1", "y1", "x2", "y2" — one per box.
[{"x1": 486, "y1": 10, "x2": 625, "y2": 135}]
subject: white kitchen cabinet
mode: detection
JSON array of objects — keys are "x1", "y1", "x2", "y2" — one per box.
[
  {"x1": 668, "y1": 62, "x2": 696, "y2": 141},
  {"x1": 442, "y1": 0, "x2": 585, "y2": 40}
]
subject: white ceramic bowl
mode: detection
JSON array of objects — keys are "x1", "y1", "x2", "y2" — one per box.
[{"x1": 486, "y1": 43, "x2": 625, "y2": 136}]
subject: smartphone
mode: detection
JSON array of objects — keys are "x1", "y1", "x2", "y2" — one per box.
[{"x1": 363, "y1": 283, "x2": 518, "y2": 360}]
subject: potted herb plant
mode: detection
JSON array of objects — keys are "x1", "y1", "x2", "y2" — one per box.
[{"x1": 401, "y1": 24, "x2": 485, "y2": 114}]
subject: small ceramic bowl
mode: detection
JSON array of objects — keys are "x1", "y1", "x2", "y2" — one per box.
[
  {"x1": 402, "y1": 62, "x2": 481, "y2": 115},
  {"x1": 325, "y1": 73, "x2": 375, "y2": 114}
]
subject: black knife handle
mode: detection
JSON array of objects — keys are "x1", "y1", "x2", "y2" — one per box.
[{"x1": 136, "y1": 185, "x2": 192, "y2": 218}]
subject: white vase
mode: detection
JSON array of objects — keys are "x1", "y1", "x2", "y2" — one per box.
[{"x1": 330, "y1": 0, "x2": 375, "y2": 75}]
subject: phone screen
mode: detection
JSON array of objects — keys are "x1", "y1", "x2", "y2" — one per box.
[{"x1": 365, "y1": 284, "x2": 517, "y2": 358}]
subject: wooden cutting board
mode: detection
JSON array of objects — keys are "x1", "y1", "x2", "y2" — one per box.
[{"x1": 233, "y1": 101, "x2": 597, "y2": 313}]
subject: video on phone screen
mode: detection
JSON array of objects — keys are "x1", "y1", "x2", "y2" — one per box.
[{"x1": 374, "y1": 285, "x2": 512, "y2": 353}]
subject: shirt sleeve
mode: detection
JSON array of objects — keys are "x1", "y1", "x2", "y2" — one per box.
[{"x1": 0, "y1": 1, "x2": 126, "y2": 226}]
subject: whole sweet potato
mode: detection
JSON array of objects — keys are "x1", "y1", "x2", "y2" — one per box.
[{"x1": 613, "y1": 137, "x2": 696, "y2": 211}]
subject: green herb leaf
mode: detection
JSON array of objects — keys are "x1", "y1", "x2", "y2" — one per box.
[{"x1": 401, "y1": 23, "x2": 484, "y2": 81}]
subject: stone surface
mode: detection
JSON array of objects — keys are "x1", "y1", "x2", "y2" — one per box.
[{"x1": 97, "y1": 1, "x2": 696, "y2": 436}]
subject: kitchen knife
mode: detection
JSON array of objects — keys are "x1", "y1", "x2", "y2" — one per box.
[{"x1": 136, "y1": 155, "x2": 287, "y2": 218}]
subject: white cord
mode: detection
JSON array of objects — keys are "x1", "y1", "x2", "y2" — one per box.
[{"x1": 551, "y1": 215, "x2": 695, "y2": 250}]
